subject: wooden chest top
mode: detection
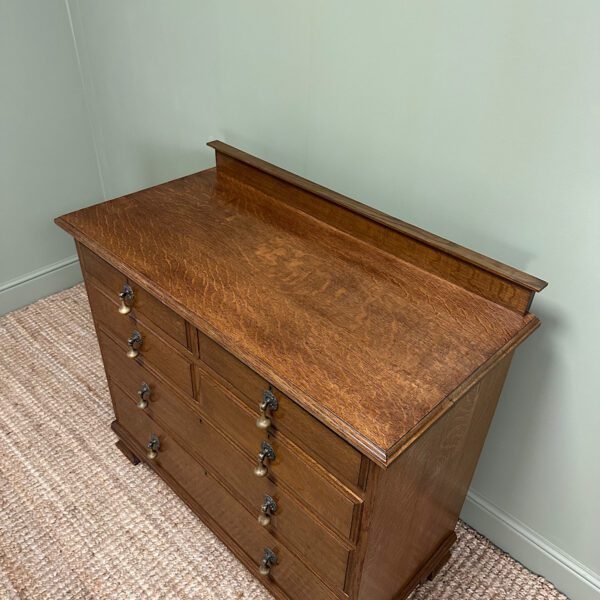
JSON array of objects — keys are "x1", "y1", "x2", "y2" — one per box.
[{"x1": 56, "y1": 141, "x2": 545, "y2": 466}]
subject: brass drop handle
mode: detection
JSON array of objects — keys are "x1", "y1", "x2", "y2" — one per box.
[
  {"x1": 256, "y1": 389, "x2": 278, "y2": 430},
  {"x1": 137, "y1": 382, "x2": 151, "y2": 409},
  {"x1": 258, "y1": 495, "x2": 277, "y2": 527},
  {"x1": 146, "y1": 434, "x2": 160, "y2": 460},
  {"x1": 118, "y1": 283, "x2": 134, "y2": 314},
  {"x1": 127, "y1": 330, "x2": 142, "y2": 358},
  {"x1": 259, "y1": 547, "x2": 277, "y2": 576},
  {"x1": 253, "y1": 441, "x2": 275, "y2": 478}
]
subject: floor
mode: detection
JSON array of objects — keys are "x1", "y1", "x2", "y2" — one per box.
[{"x1": 0, "y1": 285, "x2": 567, "y2": 599}]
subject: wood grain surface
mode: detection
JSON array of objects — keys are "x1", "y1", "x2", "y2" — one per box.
[
  {"x1": 56, "y1": 143, "x2": 543, "y2": 466},
  {"x1": 85, "y1": 282, "x2": 194, "y2": 397},
  {"x1": 211, "y1": 143, "x2": 546, "y2": 314},
  {"x1": 108, "y1": 371, "x2": 351, "y2": 594},
  {"x1": 79, "y1": 238, "x2": 190, "y2": 348},
  {"x1": 197, "y1": 330, "x2": 364, "y2": 488},
  {"x1": 111, "y1": 397, "x2": 339, "y2": 600},
  {"x1": 355, "y1": 354, "x2": 514, "y2": 599}
]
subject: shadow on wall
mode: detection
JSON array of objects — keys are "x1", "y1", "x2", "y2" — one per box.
[
  {"x1": 104, "y1": 141, "x2": 218, "y2": 199},
  {"x1": 450, "y1": 226, "x2": 538, "y2": 275},
  {"x1": 470, "y1": 298, "x2": 565, "y2": 508}
]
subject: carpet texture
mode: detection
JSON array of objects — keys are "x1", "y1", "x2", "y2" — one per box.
[{"x1": 0, "y1": 285, "x2": 567, "y2": 599}]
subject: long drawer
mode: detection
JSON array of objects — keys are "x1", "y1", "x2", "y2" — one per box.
[
  {"x1": 198, "y1": 331, "x2": 363, "y2": 488},
  {"x1": 112, "y1": 386, "x2": 339, "y2": 600},
  {"x1": 79, "y1": 243, "x2": 189, "y2": 348},
  {"x1": 87, "y1": 282, "x2": 194, "y2": 397},
  {"x1": 102, "y1": 331, "x2": 351, "y2": 593}
]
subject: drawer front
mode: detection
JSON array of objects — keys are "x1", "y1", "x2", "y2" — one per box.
[
  {"x1": 99, "y1": 329, "x2": 182, "y2": 407},
  {"x1": 87, "y1": 283, "x2": 193, "y2": 397},
  {"x1": 197, "y1": 369, "x2": 359, "y2": 540},
  {"x1": 108, "y1": 365, "x2": 350, "y2": 592},
  {"x1": 113, "y1": 387, "x2": 338, "y2": 600},
  {"x1": 198, "y1": 331, "x2": 363, "y2": 487},
  {"x1": 79, "y1": 243, "x2": 188, "y2": 348},
  {"x1": 79, "y1": 243, "x2": 125, "y2": 295}
]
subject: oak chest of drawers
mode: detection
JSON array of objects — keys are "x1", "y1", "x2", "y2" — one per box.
[{"x1": 56, "y1": 141, "x2": 546, "y2": 600}]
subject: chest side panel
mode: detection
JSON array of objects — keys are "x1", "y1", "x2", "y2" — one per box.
[{"x1": 355, "y1": 353, "x2": 514, "y2": 600}]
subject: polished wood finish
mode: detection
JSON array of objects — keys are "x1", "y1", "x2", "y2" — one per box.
[
  {"x1": 79, "y1": 243, "x2": 189, "y2": 348},
  {"x1": 111, "y1": 388, "x2": 338, "y2": 600},
  {"x1": 85, "y1": 282, "x2": 194, "y2": 397},
  {"x1": 395, "y1": 532, "x2": 456, "y2": 600},
  {"x1": 98, "y1": 328, "x2": 187, "y2": 411},
  {"x1": 57, "y1": 140, "x2": 546, "y2": 599},
  {"x1": 100, "y1": 328, "x2": 356, "y2": 591},
  {"x1": 210, "y1": 141, "x2": 546, "y2": 313},
  {"x1": 55, "y1": 151, "x2": 544, "y2": 467},
  {"x1": 198, "y1": 330, "x2": 363, "y2": 488},
  {"x1": 80, "y1": 242, "x2": 127, "y2": 297},
  {"x1": 355, "y1": 354, "x2": 513, "y2": 600},
  {"x1": 110, "y1": 376, "x2": 351, "y2": 592},
  {"x1": 195, "y1": 369, "x2": 361, "y2": 539}
]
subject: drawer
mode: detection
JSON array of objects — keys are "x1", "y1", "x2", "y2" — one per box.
[
  {"x1": 87, "y1": 283, "x2": 193, "y2": 397},
  {"x1": 109, "y1": 373, "x2": 351, "y2": 592},
  {"x1": 98, "y1": 329, "x2": 185, "y2": 406},
  {"x1": 113, "y1": 387, "x2": 339, "y2": 600},
  {"x1": 198, "y1": 331, "x2": 363, "y2": 488},
  {"x1": 197, "y1": 368, "x2": 360, "y2": 540},
  {"x1": 79, "y1": 243, "x2": 188, "y2": 348},
  {"x1": 79, "y1": 242, "x2": 125, "y2": 294}
]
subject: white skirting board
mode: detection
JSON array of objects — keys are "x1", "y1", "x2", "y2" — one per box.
[
  {"x1": 0, "y1": 255, "x2": 82, "y2": 316},
  {"x1": 462, "y1": 489, "x2": 600, "y2": 600}
]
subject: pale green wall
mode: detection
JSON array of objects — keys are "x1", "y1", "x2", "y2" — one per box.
[
  {"x1": 208, "y1": 6, "x2": 600, "y2": 596},
  {"x1": 66, "y1": 0, "x2": 218, "y2": 200},
  {"x1": 2, "y1": 1, "x2": 599, "y2": 598},
  {"x1": 0, "y1": 0, "x2": 103, "y2": 312}
]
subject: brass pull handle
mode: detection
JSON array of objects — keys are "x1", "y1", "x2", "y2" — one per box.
[
  {"x1": 258, "y1": 495, "x2": 277, "y2": 527},
  {"x1": 253, "y1": 441, "x2": 275, "y2": 478},
  {"x1": 256, "y1": 390, "x2": 278, "y2": 430},
  {"x1": 259, "y1": 547, "x2": 277, "y2": 576},
  {"x1": 118, "y1": 283, "x2": 134, "y2": 314},
  {"x1": 127, "y1": 330, "x2": 142, "y2": 358},
  {"x1": 137, "y1": 382, "x2": 151, "y2": 409},
  {"x1": 146, "y1": 434, "x2": 160, "y2": 459}
]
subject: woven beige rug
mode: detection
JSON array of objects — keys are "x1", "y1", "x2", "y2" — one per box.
[{"x1": 0, "y1": 285, "x2": 567, "y2": 600}]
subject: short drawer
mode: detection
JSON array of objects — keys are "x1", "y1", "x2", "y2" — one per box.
[
  {"x1": 87, "y1": 283, "x2": 193, "y2": 397},
  {"x1": 79, "y1": 243, "x2": 188, "y2": 348},
  {"x1": 198, "y1": 331, "x2": 363, "y2": 488},
  {"x1": 98, "y1": 329, "x2": 184, "y2": 407},
  {"x1": 109, "y1": 375, "x2": 351, "y2": 592},
  {"x1": 197, "y1": 368, "x2": 360, "y2": 541},
  {"x1": 113, "y1": 387, "x2": 339, "y2": 600}
]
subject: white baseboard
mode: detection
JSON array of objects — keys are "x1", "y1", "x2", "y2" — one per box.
[
  {"x1": 0, "y1": 255, "x2": 82, "y2": 316},
  {"x1": 462, "y1": 489, "x2": 600, "y2": 600}
]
